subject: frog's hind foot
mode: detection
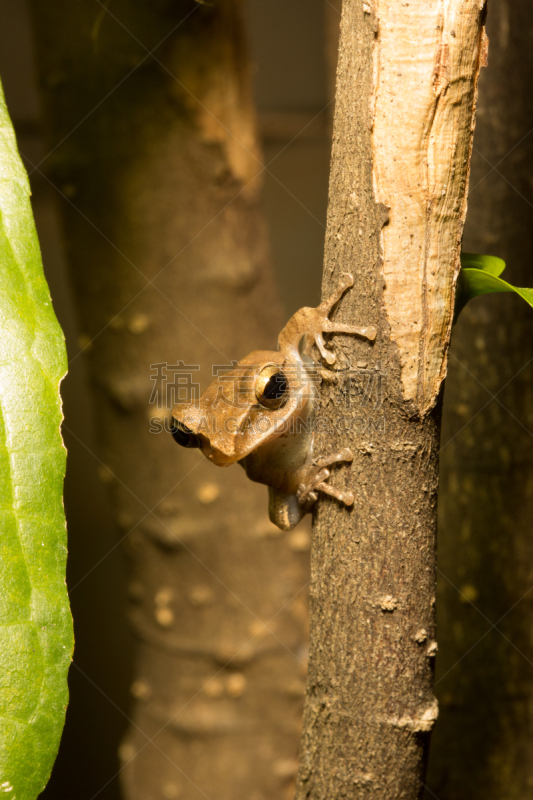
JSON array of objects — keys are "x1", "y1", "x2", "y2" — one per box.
[{"x1": 297, "y1": 448, "x2": 354, "y2": 508}]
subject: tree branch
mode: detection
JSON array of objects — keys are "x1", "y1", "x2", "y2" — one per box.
[{"x1": 296, "y1": 1, "x2": 487, "y2": 797}]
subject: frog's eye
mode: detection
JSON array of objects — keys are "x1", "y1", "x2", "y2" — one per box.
[
  {"x1": 255, "y1": 365, "x2": 288, "y2": 410},
  {"x1": 171, "y1": 421, "x2": 201, "y2": 448}
]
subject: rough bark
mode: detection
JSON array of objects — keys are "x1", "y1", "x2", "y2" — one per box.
[
  {"x1": 427, "y1": 2, "x2": 533, "y2": 796},
  {"x1": 28, "y1": 3, "x2": 309, "y2": 799},
  {"x1": 295, "y1": 1, "x2": 486, "y2": 797},
  {"x1": 324, "y1": 0, "x2": 342, "y2": 131}
]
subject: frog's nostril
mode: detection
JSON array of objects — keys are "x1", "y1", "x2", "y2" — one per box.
[{"x1": 171, "y1": 421, "x2": 201, "y2": 448}]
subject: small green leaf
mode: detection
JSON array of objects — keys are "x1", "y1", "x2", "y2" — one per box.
[
  {"x1": 460, "y1": 252, "x2": 506, "y2": 277},
  {"x1": 455, "y1": 252, "x2": 533, "y2": 321},
  {"x1": 0, "y1": 79, "x2": 73, "y2": 797}
]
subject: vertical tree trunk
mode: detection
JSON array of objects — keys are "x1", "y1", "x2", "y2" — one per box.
[
  {"x1": 29, "y1": 3, "x2": 308, "y2": 799},
  {"x1": 296, "y1": 1, "x2": 487, "y2": 797},
  {"x1": 427, "y1": 1, "x2": 533, "y2": 796}
]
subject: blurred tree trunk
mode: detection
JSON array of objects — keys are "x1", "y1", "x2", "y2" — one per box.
[
  {"x1": 296, "y1": 2, "x2": 486, "y2": 798},
  {"x1": 427, "y1": 2, "x2": 533, "y2": 797},
  {"x1": 28, "y1": 2, "x2": 309, "y2": 799}
]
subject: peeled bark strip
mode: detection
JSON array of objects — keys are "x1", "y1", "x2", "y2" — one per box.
[
  {"x1": 373, "y1": 0, "x2": 487, "y2": 414},
  {"x1": 29, "y1": 2, "x2": 308, "y2": 799},
  {"x1": 296, "y1": 1, "x2": 485, "y2": 798}
]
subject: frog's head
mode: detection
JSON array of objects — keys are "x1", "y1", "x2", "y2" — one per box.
[{"x1": 171, "y1": 349, "x2": 313, "y2": 466}]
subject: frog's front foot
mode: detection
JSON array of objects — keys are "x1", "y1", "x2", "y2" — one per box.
[{"x1": 297, "y1": 448, "x2": 354, "y2": 507}]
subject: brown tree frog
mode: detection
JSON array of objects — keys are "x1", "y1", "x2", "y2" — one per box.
[{"x1": 171, "y1": 274, "x2": 376, "y2": 530}]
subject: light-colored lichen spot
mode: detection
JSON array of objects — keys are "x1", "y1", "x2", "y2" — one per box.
[
  {"x1": 426, "y1": 641, "x2": 438, "y2": 658},
  {"x1": 387, "y1": 696, "x2": 439, "y2": 732},
  {"x1": 380, "y1": 595, "x2": 398, "y2": 612}
]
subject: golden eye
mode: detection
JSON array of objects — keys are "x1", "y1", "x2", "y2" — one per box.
[{"x1": 255, "y1": 365, "x2": 288, "y2": 409}]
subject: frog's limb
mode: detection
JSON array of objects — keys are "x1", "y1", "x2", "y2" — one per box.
[
  {"x1": 278, "y1": 272, "x2": 376, "y2": 364},
  {"x1": 314, "y1": 275, "x2": 376, "y2": 362},
  {"x1": 268, "y1": 487, "x2": 307, "y2": 532},
  {"x1": 296, "y1": 448, "x2": 355, "y2": 507},
  {"x1": 316, "y1": 447, "x2": 354, "y2": 469},
  {"x1": 315, "y1": 479, "x2": 354, "y2": 506},
  {"x1": 313, "y1": 331, "x2": 335, "y2": 364},
  {"x1": 316, "y1": 271, "x2": 355, "y2": 314},
  {"x1": 313, "y1": 325, "x2": 376, "y2": 365}
]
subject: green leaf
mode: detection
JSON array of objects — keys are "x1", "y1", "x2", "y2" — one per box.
[
  {"x1": 0, "y1": 80, "x2": 72, "y2": 797},
  {"x1": 460, "y1": 251, "x2": 506, "y2": 277},
  {"x1": 455, "y1": 252, "x2": 533, "y2": 321}
]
